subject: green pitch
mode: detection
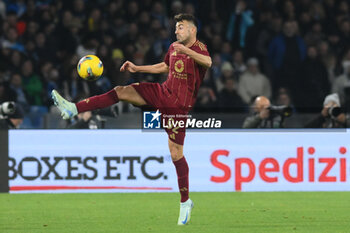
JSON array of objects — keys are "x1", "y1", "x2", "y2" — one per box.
[{"x1": 0, "y1": 192, "x2": 349, "y2": 233}]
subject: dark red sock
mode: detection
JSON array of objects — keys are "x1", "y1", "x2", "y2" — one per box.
[
  {"x1": 76, "y1": 89, "x2": 119, "y2": 113},
  {"x1": 173, "y1": 156, "x2": 189, "y2": 203}
]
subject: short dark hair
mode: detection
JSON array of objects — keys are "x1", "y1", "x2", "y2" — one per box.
[{"x1": 174, "y1": 13, "x2": 198, "y2": 28}]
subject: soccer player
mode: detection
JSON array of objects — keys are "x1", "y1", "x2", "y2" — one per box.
[{"x1": 51, "y1": 13, "x2": 211, "y2": 225}]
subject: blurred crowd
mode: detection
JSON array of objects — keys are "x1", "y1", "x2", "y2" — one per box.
[{"x1": 1, "y1": 0, "x2": 350, "y2": 128}]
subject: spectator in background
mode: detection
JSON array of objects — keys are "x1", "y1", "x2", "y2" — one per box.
[
  {"x1": 268, "y1": 20, "x2": 306, "y2": 98},
  {"x1": 120, "y1": 22, "x2": 139, "y2": 50},
  {"x1": 76, "y1": 34, "x2": 99, "y2": 58},
  {"x1": 210, "y1": 53, "x2": 222, "y2": 83},
  {"x1": 146, "y1": 27, "x2": 171, "y2": 64},
  {"x1": 256, "y1": 13, "x2": 283, "y2": 78},
  {"x1": 317, "y1": 40, "x2": 331, "y2": 63},
  {"x1": 87, "y1": 8, "x2": 102, "y2": 32},
  {"x1": 201, "y1": 68, "x2": 217, "y2": 95},
  {"x1": 151, "y1": 1, "x2": 168, "y2": 29},
  {"x1": 21, "y1": 60, "x2": 43, "y2": 106},
  {"x1": 40, "y1": 62, "x2": 59, "y2": 106},
  {"x1": 327, "y1": 29, "x2": 342, "y2": 58},
  {"x1": 34, "y1": 32, "x2": 52, "y2": 63},
  {"x1": 22, "y1": 20, "x2": 39, "y2": 42},
  {"x1": 242, "y1": 95, "x2": 285, "y2": 128},
  {"x1": 111, "y1": 16, "x2": 128, "y2": 44},
  {"x1": 135, "y1": 34, "x2": 150, "y2": 58},
  {"x1": 19, "y1": 0, "x2": 37, "y2": 22},
  {"x1": 226, "y1": 0, "x2": 254, "y2": 50},
  {"x1": 125, "y1": 1, "x2": 139, "y2": 23},
  {"x1": 0, "y1": 0, "x2": 5, "y2": 19},
  {"x1": 220, "y1": 42, "x2": 232, "y2": 62},
  {"x1": 24, "y1": 40, "x2": 38, "y2": 62},
  {"x1": 281, "y1": 0, "x2": 296, "y2": 20},
  {"x1": 110, "y1": 49, "x2": 129, "y2": 86},
  {"x1": 171, "y1": 1, "x2": 183, "y2": 16},
  {"x1": 8, "y1": 50, "x2": 23, "y2": 74},
  {"x1": 323, "y1": 0, "x2": 337, "y2": 33},
  {"x1": 274, "y1": 87, "x2": 294, "y2": 111},
  {"x1": 245, "y1": 9, "x2": 273, "y2": 59},
  {"x1": 303, "y1": 21, "x2": 326, "y2": 46},
  {"x1": 218, "y1": 78, "x2": 246, "y2": 112},
  {"x1": 232, "y1": 50, "x2": 247, "y2": 77},
  {"x1": 336, "y1": 1, "x2": 349, "y2": 22},
  {"x1": 217, "y1": 61, "x2": 235, "y2": 92},
  {"x1": 332, "y1": 49, "x2": 350, "y2": 105},
  {"x1": 72, "y1": 0, "x2": 86, "y2": 21},
  {"x1": 194, "y1": 85, "x2": 217, "y2": 112},
  {"x1": 0, "y1": 79, "x2": 17, "y2": 103},
  {"x1": 238, "y1": 58, "x2": 271, "y2": 105},
  {"x1": 0, "y1": 48, "x2": 12, "y2": 75},
  {"x1": 298, "y1": 10, "x2": 313, "y2": 36},
  {"x1": 297, "y1": 45, "x2": 330, "y2": 110},
  {"x1": 4, "y1": 10, "x2": 17, "y2": 30},
  {"x1": 1, "y1": 27, "x2": 25, "y2": 52},
  {"x1": 309, "y1": 2, "x2": 326, "y2": 23},
  {"x1": 9, "y1": 73, "x2": 28, "y2": 110},
  {"x1": 184, "y1": 2, "x2": 196, "y2": 16},
  {"x1": 137, "y1": 11, "x2": 151, "y2": 35},
  {"x1": 338, "y1": 18, "x2": 350, "y2": 53},
  {"x1": 208, "y1": 34, "x2": 223, "y2": 54},
  {"x1": 305, "y1": 93, "x2": 347, "y2": 128},
  {"x1": 323, "y1": 53, "x2": 338, "y2": 85}
]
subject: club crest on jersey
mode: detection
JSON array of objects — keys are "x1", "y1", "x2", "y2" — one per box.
[{"x1": 175, "y1": 60, "x2": 184, "y2": 73}]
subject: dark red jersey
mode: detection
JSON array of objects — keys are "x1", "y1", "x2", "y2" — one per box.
[{"x1": 163, "y1": 40, "x2": 210, "y2": 110}]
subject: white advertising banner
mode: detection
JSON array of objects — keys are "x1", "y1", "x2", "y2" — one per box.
[{"x1": 9, "y1": 129, "x2": 350, "y2": 193}]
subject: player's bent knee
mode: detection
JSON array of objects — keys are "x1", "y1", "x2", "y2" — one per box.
[
  {"x1": 171, "y1": 153, "x2": 183, "y2": 161},
  {"x1": 114, "y1": 85, "x2": 146, "y2": 106},
  {"x1": 114, "y1": 86, "x2": 123, "y2": 98},
  {"x1": 114, "y1": 85, "x2": 130, "y2": 100},
  {"x1": 169, "y1": 143, "x2": 184, "y2": 161},
  {"x1": 168, "y1": 135, "x2": 184, "y2": 161}
]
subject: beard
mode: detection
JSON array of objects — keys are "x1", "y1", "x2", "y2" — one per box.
[{"x1": 177, "y1": 35, "x2": 190, "y2": 44}]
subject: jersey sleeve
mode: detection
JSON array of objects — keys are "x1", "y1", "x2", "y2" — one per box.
[
  {"x1": 191, "y1": 41, "x2": 210, "y2": 57},
  {"x1": 191, "y1": 41, "x2": 210, "y2": 70}
]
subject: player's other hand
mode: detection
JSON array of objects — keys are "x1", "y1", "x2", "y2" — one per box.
[
  {"x1": 120, "y1": 61, "x2": 137, "y2": 73},
  {"x1": 173, "y1": 42, "x2": 188, "y2": 54}
]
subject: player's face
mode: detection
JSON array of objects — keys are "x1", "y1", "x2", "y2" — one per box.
[{"x1": 175, "y1": 20, "x2": 193, "y2": 44}]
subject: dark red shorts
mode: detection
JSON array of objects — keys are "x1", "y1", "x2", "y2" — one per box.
[{"x1": 131, "y1": 83, "x2": 187, "y2": 145}]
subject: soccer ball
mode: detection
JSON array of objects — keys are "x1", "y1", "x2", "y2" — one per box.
[{"x1": 77, "y1": 55, "x2": 103, "y2": 81}]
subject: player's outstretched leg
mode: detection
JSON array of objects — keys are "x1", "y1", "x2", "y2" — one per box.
[
  {"x1": 52, "y1": 85, "x2": 146, "y2": 120},
  {"x1": 51, "y1": 88, "x2": 120, "y2": 119},
  {"x1": 169, "y1": 139, "x2": 193, "y2": 225}
]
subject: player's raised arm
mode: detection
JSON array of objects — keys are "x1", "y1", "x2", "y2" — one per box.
[
  {"x1": 173, "y1": 42, "x2": 212, "y2": 68},
  {"x1": 120, "y1": 61, "x2": 169, "y2": 74}
]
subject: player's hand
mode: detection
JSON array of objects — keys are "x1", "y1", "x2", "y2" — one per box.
[
  {"x1": 120, "y1": 61, "x2": 138, "y2": 73},
  {"x1": 173, "y1": 42, "x2": 189, "y2": 55}
]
